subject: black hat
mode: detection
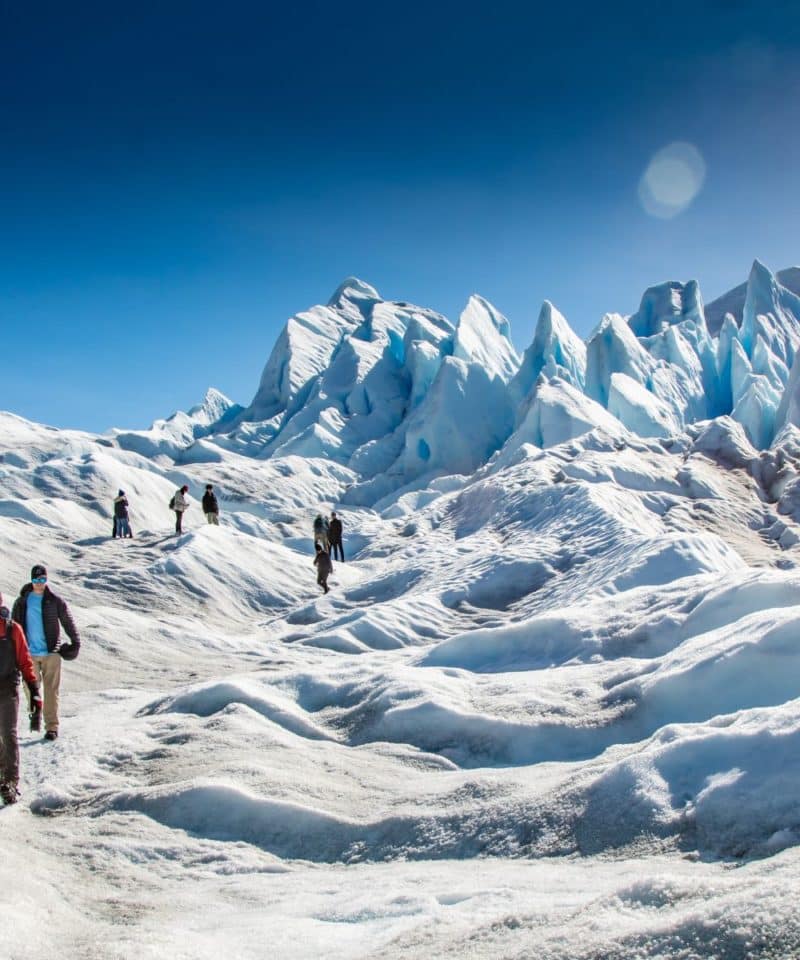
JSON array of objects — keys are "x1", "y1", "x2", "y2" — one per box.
[
  {"x1": 205, "y1": 484, "x2": 213, "y2": 490},
  {"x1": 30, "y1": 564, "x2": 47, "y2": 579}
]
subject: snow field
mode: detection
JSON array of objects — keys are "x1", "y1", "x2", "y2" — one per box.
[{"x1": 3, "y1": 395, "x2": 800, "y2": 957}]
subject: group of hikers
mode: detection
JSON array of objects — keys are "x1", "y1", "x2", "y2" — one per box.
[
  {"x1": 0, "y1": 495, "x2": 348, "y2": 805},
  {"x1": 111, "y1": 483, "x2": 222, "y2": 538},
  {"x1": 169, "y1": 484, "x2": 220, "y2": 534},
  {"x1": 312, "y1": 511, "x2": 344, "y2": 594},
  {"x1": 0, "y1": 564, "x2": 81, "y2": 805},
  {"x1": 115, "y1": 485, "x2": 348, "y2": 596}
]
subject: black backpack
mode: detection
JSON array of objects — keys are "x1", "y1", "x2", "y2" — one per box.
[{"x1": 169, "y1": 494, "x2": 176, "y2": 510}]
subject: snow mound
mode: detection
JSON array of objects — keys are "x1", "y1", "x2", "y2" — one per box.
[{"x1": 580, "y1": 702, "x2": 800, "y2": 857}]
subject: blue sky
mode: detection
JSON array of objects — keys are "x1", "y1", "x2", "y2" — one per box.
[{"x1": 2, "y1": 0, "x2": 799, "y2": 431}]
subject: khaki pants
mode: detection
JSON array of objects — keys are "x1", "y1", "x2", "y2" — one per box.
[
  {"x1": 205, "y1": 512, "x2": 219, "y2": 525},
  {"x1": 31, "y1": 654, "x2": 61, "y2": 733}
]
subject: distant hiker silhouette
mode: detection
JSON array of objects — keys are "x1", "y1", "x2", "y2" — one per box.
[
  {"x1": 329, "y1": 511, "x2": 344, "y2": 562},
  {"x1": 113, "y1": 490, "x2": 133, "y2": 538},
  {"x1": 313, "y1": 513, "x2": 330, "y2": 551},
  {"x1": 202, "y1": 484, "x2": 219, "y2": 525},
  {"x1": 171, "y1": 485, "x2": 190, "y2": 534},
  {"x1": 313, "y1": 542, "x2": 332, "y2": 594}
]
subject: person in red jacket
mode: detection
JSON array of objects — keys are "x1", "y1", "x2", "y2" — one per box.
[{"x1": 0, "y1": 592, "x2": 42, "y2": 805}]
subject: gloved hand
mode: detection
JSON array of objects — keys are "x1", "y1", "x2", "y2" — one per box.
[
  {"x1": 28, "y1": 682, "x2": 43, "y2": 732},
  {"x1": 58, "y1": 642, "x2": 80, "y2": 661}
]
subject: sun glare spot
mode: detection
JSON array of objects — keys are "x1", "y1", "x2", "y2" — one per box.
[{"x1": 638, "y1": 142, "x2": 706, "y2": 219}]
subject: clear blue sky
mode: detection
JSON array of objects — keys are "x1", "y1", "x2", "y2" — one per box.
[{"x1": 2, "y1": 0, "x2": 799, "y2": 431}]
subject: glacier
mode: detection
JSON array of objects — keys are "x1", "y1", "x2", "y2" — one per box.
[
  {"x1": 147, "y1": 258, "x2": 800, "y2": 496},
  {"x1": 3, "y1": 258, "x2": 800, "y2": 959}
]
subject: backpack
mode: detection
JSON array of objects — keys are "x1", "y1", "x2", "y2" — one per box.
[
  {"x1": 169, "y1": 494, "x2": 176, "y2": 510},
  {"x1": 0, "y1": 609, "x2": 17, "y2": 685}
]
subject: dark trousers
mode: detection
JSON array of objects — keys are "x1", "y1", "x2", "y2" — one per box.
[
  {"x1": 0, "y1": 692, "x2": 19, "y2": 787},
  {"x1": 175, "y1": 510, "x2": 184, "y2": 534},
  {"x1": 316, "y1": 569, "x2": 330, "y2": 593},
  {"x1": 330, "y1": 539, "x2": 344, "y2": 562}
]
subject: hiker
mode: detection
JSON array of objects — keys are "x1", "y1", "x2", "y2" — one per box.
[
  {"x1": 313, "y1": 542, "x2": 333, "y2": 594},
  {"x1": 171, "y1": 485, "x2": 190, "y2": 534},
  {"x1": 0, "y1": 591, "x2": 42, "y2": 805},
  {"x1": 313, "y1": 513, "x2": 329, "y2": 551},
  {"x1": 12, "y1": 565, "x2": 80, "y2": 742},
  {"x1": 202, "y1": 484, "x2": 219, "y2": 525},
  {"x1": 113, "y1": 490, "x2": 133, "y2": 538},
  {"x1": 329, "y1": 511, "x2": 344, "y2": 562}
]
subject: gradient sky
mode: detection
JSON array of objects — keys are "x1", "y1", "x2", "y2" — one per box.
[{"x1": 2, "y1": 0, "x2": 799, "y2": 432}]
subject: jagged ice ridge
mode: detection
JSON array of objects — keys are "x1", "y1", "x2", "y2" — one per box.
[{"x1": 117, "y1": 260, "x2": 800, "y2": 506}]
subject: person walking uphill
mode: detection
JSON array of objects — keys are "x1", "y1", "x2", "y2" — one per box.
[
  {"x1": 113, "y1": 490, "x2": 133, "y2": 538},
  {"x1": 202, "y1": 484, "x2": 219, "y2": 525},
  {"x1": 171, "y1": 485, "x2": 190, "y2": 534},
  {"x1": 12, "y1": 565, "x2": 80, "y2": 742},
  {"x1": 328, "y1": 511, "x2": 344, "y2": 562},
  {"x1": 0, "y1": 592, "x2": 42, "y2": 804},
  {"x1": 313, "y1": 542, "x2": 333, "y2": 594}
]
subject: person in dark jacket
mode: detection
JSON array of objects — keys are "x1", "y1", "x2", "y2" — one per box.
[
  {"x1": 12, "y1": 565, "x2": 80, "y2": 741},
  {"x1": 328, "y1": 511, "x2": 344, "y2": 562},
  {"x1": 113, "y1": 490, "x2": 133, "y2": 538},
  {"x1": 202, "y1": 484, "x2": 219, "y2": 525},
  {"x1": 0, "y1": 592, "x2": 42, "y2": 804},
  {"x1": 313, "y1": 542, "x2": 333, "y2": 594}
]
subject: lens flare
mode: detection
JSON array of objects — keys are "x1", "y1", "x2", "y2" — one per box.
[{"x1": 638, "y1": 142, "x2": 706, "y2": 219}]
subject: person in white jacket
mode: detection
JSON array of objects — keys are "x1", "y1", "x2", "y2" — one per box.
[{"x1": 172, "y1": 485, "x2": 190, "y2": 534}]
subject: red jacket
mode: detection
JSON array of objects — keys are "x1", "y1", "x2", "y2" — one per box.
[{"x1": 0, "y1": 620, "x2": 38, "y2": 688}]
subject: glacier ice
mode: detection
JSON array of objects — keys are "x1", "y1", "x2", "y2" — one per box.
[
  {"x1": 509, "y1": 300, "x2": 587, "y2": 415},
  {"x1": 628, "y1": 279, "x2": 705, "y2": 338},
  {"x1": 607, "y1": 373, "x2": 680, "y2": 438},
  {"x1": 452, "y1": 295, "x2": 520, "y2": 383},
  {"x1": 113, "y1": 387, "x2": 239, "y2": 459},
  {"x1": 511, "y1": 376, "x2": 625, "y2": 450},
  {"x1": 740, "y1": 259, "x2": 800, "y2": 365},
  {"x1": 119, "y1": 261, "x2": 800, "y2": 501},
  {"x1": 399, "y1": 356, "x2": 515, "y2": 476}
]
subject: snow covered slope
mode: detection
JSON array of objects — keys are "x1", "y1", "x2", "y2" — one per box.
[
  {"x1": 5, "y1": 259, "x2": 800, "y2": 958},
  {"x1": 3, "y1": 377, "x2": 800, "y2": 957}
]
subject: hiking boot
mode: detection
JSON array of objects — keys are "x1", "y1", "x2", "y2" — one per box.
[
  {"x1": 30, "y1": 709, "x2": 42, "y2": 733},
  {"x1": 0, "y1": 782, "x2": 19, "y2": 805},
  {"x1": 44, "y1": 730, "x2": 58, "y2": 741}
]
